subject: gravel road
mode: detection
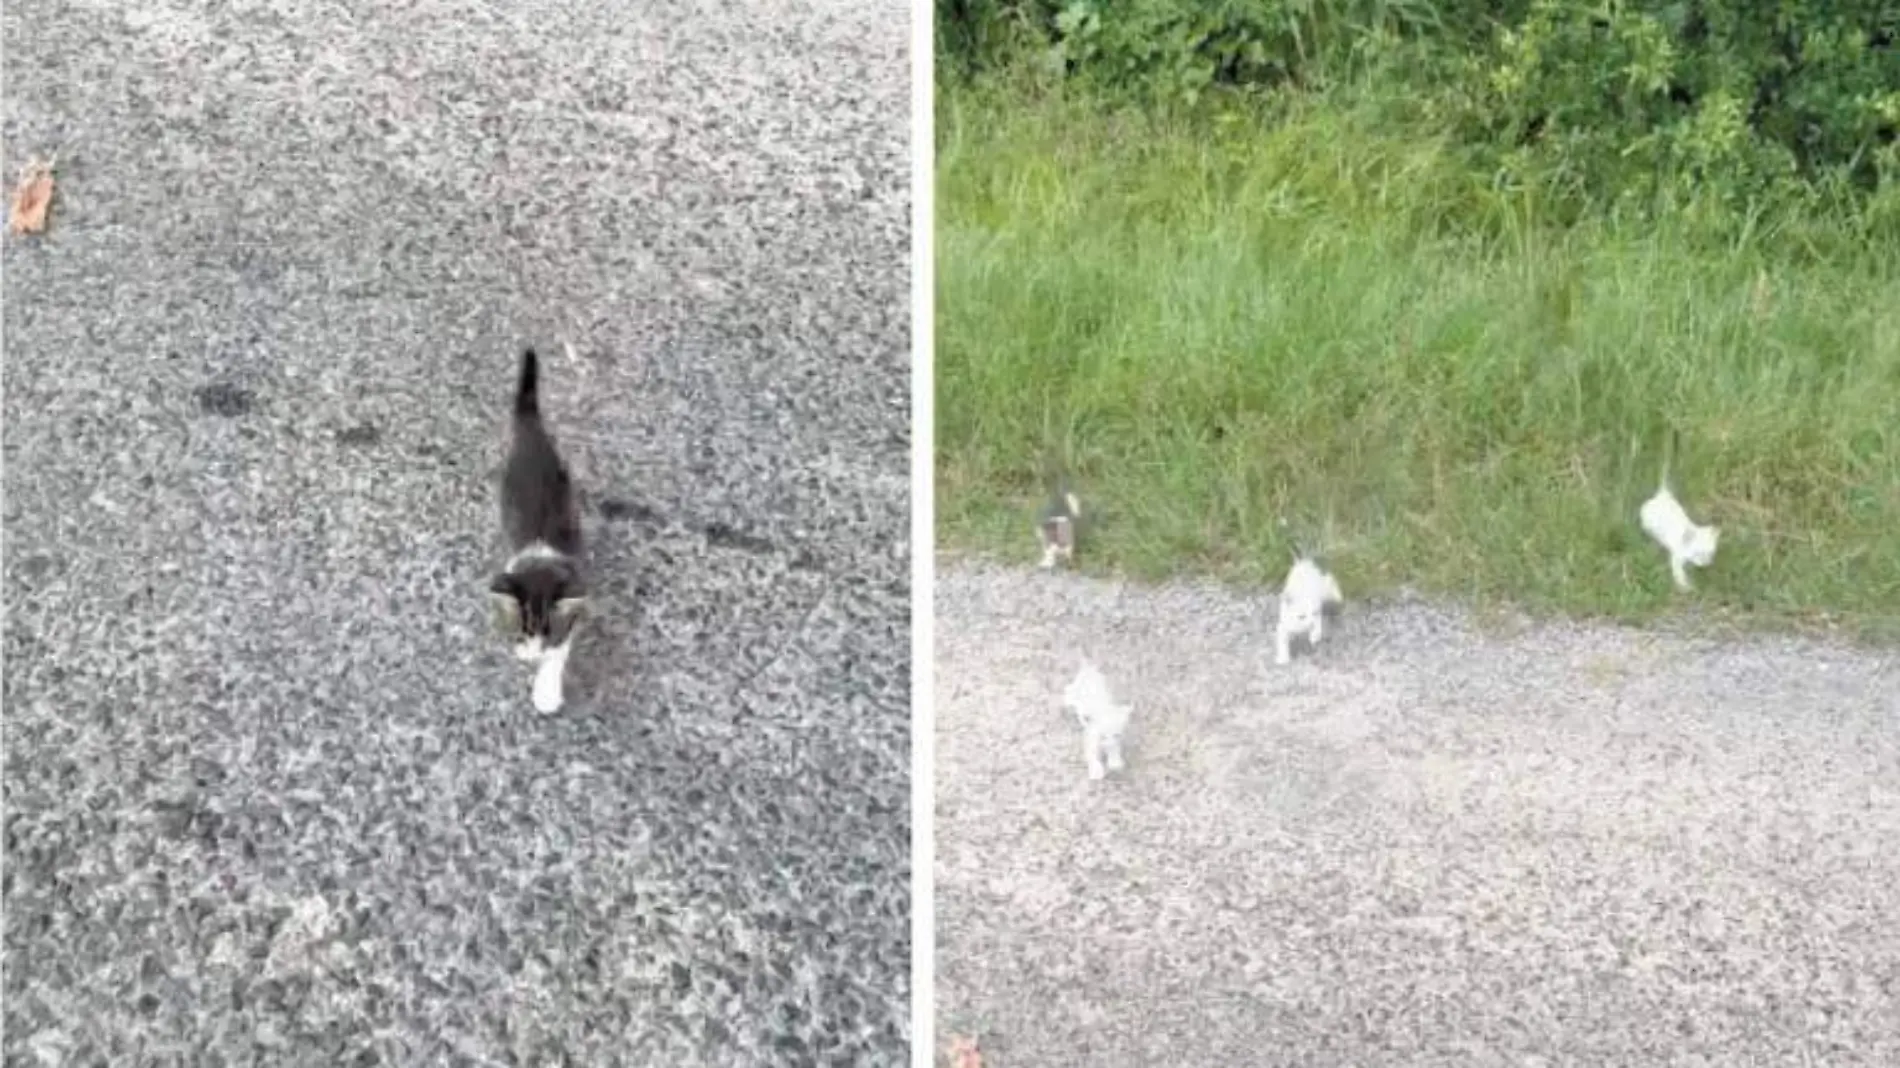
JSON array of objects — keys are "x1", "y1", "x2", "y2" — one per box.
[
  {"x1": 936, "y1": 561, "x2": 1899, "y2": 1067},
  {"x1": 3, "y1": 1, "x2": 910, "y2": 1064}
]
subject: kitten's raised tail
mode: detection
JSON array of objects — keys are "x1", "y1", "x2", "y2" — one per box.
[
  {"x1": 1659, "y1": 425, "x2": 1681, "y2": 492},
  {"x1": 515, "y1": 348, "x2": 541, "y2": 419},
  {"x1": 1279, "y1": 516, "x2": 1315, "y2": 561}
]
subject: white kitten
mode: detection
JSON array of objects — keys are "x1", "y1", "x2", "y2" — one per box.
[
  {"x1": 1638, "y1": 429, "x2": 1720, "y2": 590},
  {"x1": 1275, "y1": 556, "x2": 1343, "y2": 665},
  {"x1": 1062, "y1": 659, "x2": 1130, "y2": 781}
]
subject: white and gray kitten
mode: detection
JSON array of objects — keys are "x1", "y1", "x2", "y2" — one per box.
[
  {"x1": 1037, "y1": 478, "x2": 1081, "y2": 569},
  {"x1": 488, "y1": 348, "x2": 589, "y2": 713},
  {"x1": 1063, "y1": 659, "x2": 1129, "y2": 781},
  {"x1": 1638, "y1": 428, "x2": 1720, "y2": 590},
  {"x1": 1275, "y1": 555, "x2": 1343, "y2": 665}
]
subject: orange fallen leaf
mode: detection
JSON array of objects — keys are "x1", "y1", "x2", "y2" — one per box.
[
  {"x1": 10, "y1": 156, "x2": 56, "y2": 236},
  {"x1": 946, "y1": 1034, "x2": 982, "y2": 1068}
]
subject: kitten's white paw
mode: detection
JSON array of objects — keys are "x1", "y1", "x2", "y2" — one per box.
[
  {"x1": 532, "y1": 679, "x2": 564, "y2": 714},
  {"x1": 1106, "y1": 752, "x2": 1125, "y2": 772},
  {"x1": 1087, "y1": 760, "x2": 1106, "y2": 781}
]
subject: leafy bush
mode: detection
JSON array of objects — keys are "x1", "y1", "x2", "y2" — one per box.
[
  {"x1": 938, "y1": 0, "x2": 1900, "y2": 215},
  {"x1": 1468, "y1": 0, "x2": 1900, "y2": 211},
  {"x1": 938, "y1": 0, "x2": 1456, "y2": 99}
]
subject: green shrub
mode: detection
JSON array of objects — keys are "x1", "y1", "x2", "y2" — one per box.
[
  {"x1": 1465, "y1": 0, "x2": 1900, "y2": 213},
  {"x1": 938, "y1": 0, "x2": 1457, "y2": 98},
  {"x1": 937, "y1": 0, "x2": 1900, "y2": 216}
]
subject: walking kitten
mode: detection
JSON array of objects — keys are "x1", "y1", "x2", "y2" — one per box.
[
  {"x1": 1275, "y1": 553, "x2": 1343, "y2": 666},
  {"x1": 1037, "y1": 477, "x2": 1082, "y2": 569},
  {"x1": 1638, "y1": 428, "x2": 1720, "y2": 591},
  {"x1": 1062, "y1": 659, "x2": 1129, "y2": 781},
  {"x1": 488, "y1": 348, "x2": 589, "y2": 713}
]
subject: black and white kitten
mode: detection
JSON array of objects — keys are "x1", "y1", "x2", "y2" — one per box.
[
  {"x1": 488, "y1": 348, "x2": 589, "y2": 713},
  {"x1": 1037, "y1": 476, "x2": 1081, "y2": 569}
]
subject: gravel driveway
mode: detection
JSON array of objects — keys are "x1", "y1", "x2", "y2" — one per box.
[
  {"x1": 3, "y1": 1, "x2": 910, "y2": 1064},
  {"x1": 936, "y1": 561, "x2": 1899, "y2": 1067}
]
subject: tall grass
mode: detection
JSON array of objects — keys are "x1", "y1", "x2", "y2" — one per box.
[{"x1": 936, "y1": 86, "x2": 1900, "y2": 637}]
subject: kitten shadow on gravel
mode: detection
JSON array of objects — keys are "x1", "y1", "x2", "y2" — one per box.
[
  {"x1": 545, "y1": 488, "x2": 827, "y2": 713},
  {"x1": 594, "y1": 494, "x2": 664, "y2": 527},
  {"x1": 554, "y1": 517, "x2": 659, "y2": 713}
]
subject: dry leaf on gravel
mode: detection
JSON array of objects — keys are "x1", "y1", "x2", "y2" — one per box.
[
  {"x1": 946, "y1": 1035, "x2": 983, "y2": 1068},
  {"x1": 9, "y1": 156, "x2": 56, "y2": 236}
]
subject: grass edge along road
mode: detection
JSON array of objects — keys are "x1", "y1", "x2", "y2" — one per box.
[{"x1": 935, "y1": 85, "x2": 1900, "y2": 643}]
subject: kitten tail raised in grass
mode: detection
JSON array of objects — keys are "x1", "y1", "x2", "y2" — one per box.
[{"x1": 488, "y1": 348, "x2": 591, "y2": 713}]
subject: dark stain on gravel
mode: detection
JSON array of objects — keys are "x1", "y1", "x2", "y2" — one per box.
[{"x1": 193, "y1": 382, "x2": 256, "y2": 418}]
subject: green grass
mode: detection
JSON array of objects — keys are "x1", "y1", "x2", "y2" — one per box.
[{"x1": 936, "y1": 84, "x2": 1900, "y2": 640}]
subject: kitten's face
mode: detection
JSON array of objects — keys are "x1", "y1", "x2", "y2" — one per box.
[
  {"x1": 1684, "y1": 524, "x2": 1720, "y2": 565},
  {"x1": 489, "y1": 564, "x2": 588, "y2": 659}
]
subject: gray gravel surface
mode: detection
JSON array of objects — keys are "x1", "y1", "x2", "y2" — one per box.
[
  {"x1": 3, "y1": 1, "x2": 909, "y2": 1064},
  {"x1": 936, "y1": 562, "x2": 1900, "y2": 1067}
]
